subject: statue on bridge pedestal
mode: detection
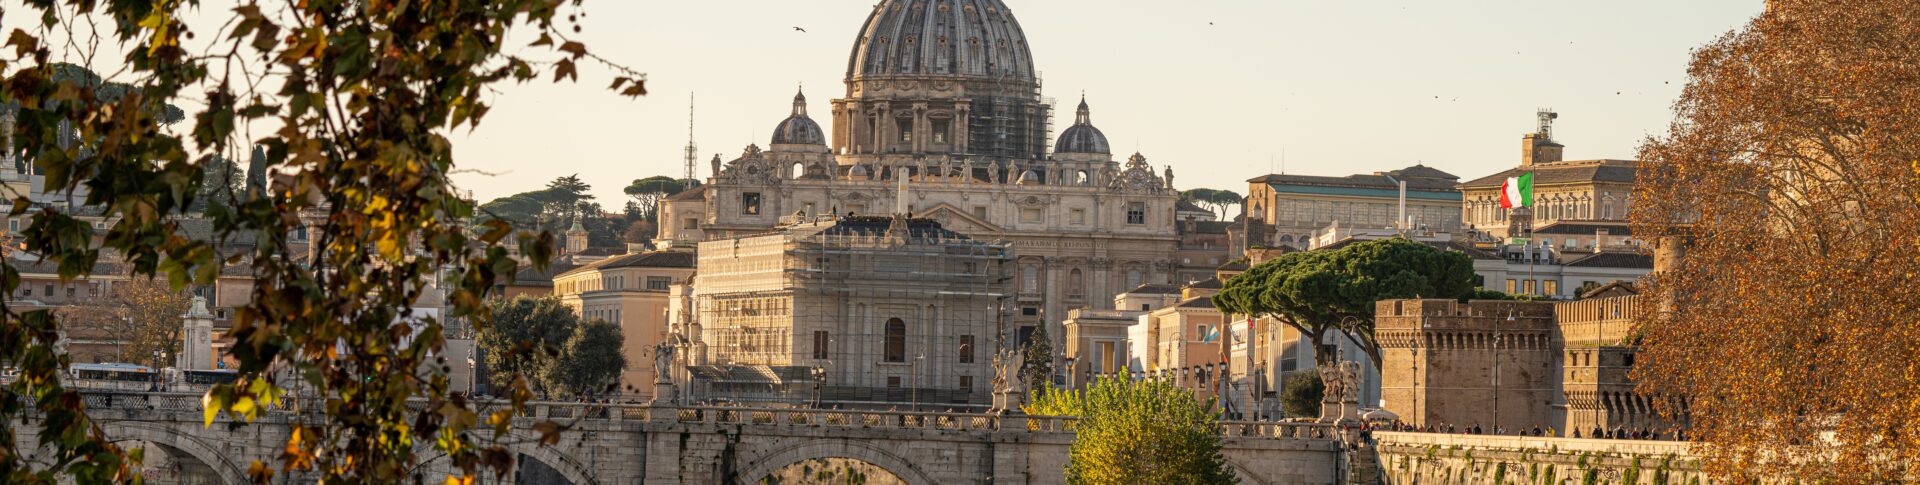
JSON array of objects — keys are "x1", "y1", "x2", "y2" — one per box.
[
  {"x1": 650, "y1": 342, "x2": 677, "y2": 405},
  {"x1": 1317, "y1": 359, "x2": 1363, "y2": 424},
  {"x1": 991, "y1": 348, "x2": 1026, "y2": 412}
]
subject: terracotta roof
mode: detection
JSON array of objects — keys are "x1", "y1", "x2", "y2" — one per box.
[
  {"x1": 1217, "y1": 260, "x2": 1250, "y2": 271},
  {"x1": 1124, "y1": 283, "x2": 1183, "y2": 295},
  {"x1": 1187, "y1": 277, "x2": 1223, "y2": 290},
  {"x1": 1247, "y1": 164, "x2": 1460, "y2": 191},
  {"x1": 1176, "y1": 200, "x2": 1211, "y2": 213},
  {"x1": 511, "y1": 261, "x2": 579, "y2": 286},
  {"x1": 1532, "y1": 221, "x2": 1633, "y2": 236},
  {"x1": 1579, "y1": 281, "x2": 1640, "y2": 300},
  {"x1": 1562, "y1": 251, "x2": 1654, "y2": 269},
  {"x1": 1176, "y1": 296, "x2": 1217, "y2": 309},
  {"x1": 664, "y1": 185, "x2": 709, "y2": 202},
  {"x1": 1458, "y1": 160, "x2": 1638, "y2": 189},
  {"x1": 553, "y1": 250, "x2": 693, "y2": 278}
]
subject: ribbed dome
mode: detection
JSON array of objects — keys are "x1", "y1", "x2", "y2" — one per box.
[
  {"x1": 1054, "y1": 97, "x2": 1109, "y2": 154},
  {"x1": 846, "y1": 0, "x2": 1036, "y2": 82},
  {"x1": 771, "y1": 88, "x2": 825, "y2": 145}
]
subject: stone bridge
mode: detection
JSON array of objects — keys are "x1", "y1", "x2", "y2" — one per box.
[{"x1": 13, "y1": 392, "x2": 1345, "y2": 484}]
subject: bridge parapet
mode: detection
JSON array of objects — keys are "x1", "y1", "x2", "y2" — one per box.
[
  {"x1": 67, "y1": 391, "x2": 1338, "y2": 442},
  {"x1": 49, "y1": 390, "x2": 1348, "y2": 485}
]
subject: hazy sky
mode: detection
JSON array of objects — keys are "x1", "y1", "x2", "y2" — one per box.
[
  {"x1": 15, "y1": 1, "x2": 1766, "y2": 205},
  {"x1": 446, "y1": 0, "x2": 1761, "y2": 205}
]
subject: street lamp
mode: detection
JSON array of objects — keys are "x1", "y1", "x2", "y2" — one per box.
[
  {"x1": 1063, "y1": 356, "x2": 1076, "y2": 389},
  {"x1": 811, "y1": 367, "x2": 826, "y2": 408}
]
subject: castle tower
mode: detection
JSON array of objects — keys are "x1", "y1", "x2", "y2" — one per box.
[{"x1": 179, "y1": 296, "x2": 215, "y2": 370}]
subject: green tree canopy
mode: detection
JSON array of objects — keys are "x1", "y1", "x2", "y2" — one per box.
[
  {"x1": 478, "y1": 296, "x2": 627, "y2": 397},
  {"x1": 1023, "y1": 324, "x2": 1056, "y2": 394},
  {"x1": 543, "y1": 318, "x2": 627, "y2": 397},
  {"x1": 1279, "y1": 371, "x2": 1324, "y2": 418},
  {"x1": 1179, "y1": 188, "x2": 1243, "y2": 219},
  {"x1": 1028, "y1": 378, "x2": 1237, "y2": 485},
  {"x1": 478, "y1": 296, "x2": 581, "y2": 394},
  {"x1": 624, "y1": 175, "x2": 685, "y2": 223},
  {"x1": 1213, "y1": 238, "x2": 1478, "y2": 369}
]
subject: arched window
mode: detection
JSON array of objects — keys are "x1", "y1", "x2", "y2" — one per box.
[
  {"x1": 1068, "y1": 268, "x2": 1085, "y2": 297},
  {"x1": 884, "y1": 318, "x2": 906, "y2": 363},
  {"x1": 1279, "y1": 235, "x2": 1295, "y2": 247},
  {"x1": 1022, "y1": 265, "x2": 1039, "y2": 291},
  {"x1": 1076, "y1": 170, "x2": 1090, "y2": 185},
  {"x1": 791, "y1": 162, "x2": 806, "y2": 179},
  {"x1": 1125, "y1": 269, "x2": 1142, "y2": 290}
]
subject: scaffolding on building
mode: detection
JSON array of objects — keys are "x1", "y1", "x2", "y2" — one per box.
[{"x1": 693, "y1": 215, "x2": 1013, "y2": 410}]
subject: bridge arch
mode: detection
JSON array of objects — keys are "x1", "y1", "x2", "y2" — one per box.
[
  {"x1": 733, "y1": 438, "x2": 935, "y2": 485},
  {"x1": 510, "y1": 442, "x2": 599, "y2": 485},
  {"x1": 100, "y1": 421, "x2": 249, "y2": 485},
  {"x1": 407, "y1": 441, "x2": 598, "y2": 485}
]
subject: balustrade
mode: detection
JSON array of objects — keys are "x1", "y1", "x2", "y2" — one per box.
[{"x1": 68, "y1": 391, "x2": 1332, "y2": 442}]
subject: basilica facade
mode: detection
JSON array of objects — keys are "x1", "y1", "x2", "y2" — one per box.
[{"x1": 657, "y1": 0, "x2": 1185, "y2": 357}]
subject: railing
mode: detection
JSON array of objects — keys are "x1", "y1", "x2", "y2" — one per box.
[
  {"x1": 69, "y1": 391, "x2": 1336, "y2": 442},
  {"x1": 1218, "y1": 421, "x2": 1337, "y2": 440},
  {"x1": 671, "y1": 406, "x2": 999, "y2": 432}
]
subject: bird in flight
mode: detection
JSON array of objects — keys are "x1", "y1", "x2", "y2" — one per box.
[{"x1": 794, "y1": 27, "x2": 807, "y2": 33}]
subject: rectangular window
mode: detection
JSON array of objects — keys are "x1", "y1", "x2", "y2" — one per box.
[
  {"x1": 1020, "y1": 208, "x2": 1042, "y2": 224},
  {"x1": 1070, "y1": 208, "x2": 1086, "y2": 225},
  {"x1": 646, "y1": 276, "x2": 672, "y2": 291},
  {"x1": 959, "y1": 375, "x2": 973, "y2": 392},
  {"x1": 972, "y1": 206, "x2": 987, "y2": 220},
  {"x1": 6, "y1": 219, "x2": 16, "y2": 232},
  {"x1": 43, "y1": 284, "x2": 53, "y2": 297},
  {"x1": 1022, "y1": 307, "x2": 1039, "y2": 317},
  {"x1": 1126, "y1": 202, "x2": 1146, "y2": 225},
  {"x1": 741, "y1": 193, "x2": 762, "y2": 215},
  {"x1": 813, "y1": 331, "x2": 830, "y2": 359},
  {"x1": 1543, "y1": 280, "x2": 1559, "y2": 296},
  {"x1": 1097, "y1": 341, "x2": 1116, "y2": 373},
  {"x1": 896, "y1": 118, "x2": 913, "y2": 143},
  {"x1": 1505, "y1": 279, "x2": 1517, "y2": 294},
  {"x1": 932, "y1": 120, "x2": 949, "y2": 144},
  {"x1": 960, "y1": 335, "x2": 975, "y2": 363},
  {"x1": 887, "y1": 376, "x2": 902, "y2": 388},
  {"x1": 683, "y1": 218, "x2": 699, "y2": 230},
  {"x1": 1524, "y1": 279, "x2": 1538, "y2": 295}
]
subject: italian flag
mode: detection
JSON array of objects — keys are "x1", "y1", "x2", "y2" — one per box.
[{"x1": 1499, "y1": 172, "x2": 1534, "y2": 208}]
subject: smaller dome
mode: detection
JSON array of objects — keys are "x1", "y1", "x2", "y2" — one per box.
[
  {"x1": 1054, "y1": 96, "x2": 1109, "y2": 154},
  {"x1": 771, "y1": 88, "x2": 826, "y2": 146}
]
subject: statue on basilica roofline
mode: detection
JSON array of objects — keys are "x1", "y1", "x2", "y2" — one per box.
[{"x1": 1164, "y1": 166, "x2": 1175, "y2": 190}]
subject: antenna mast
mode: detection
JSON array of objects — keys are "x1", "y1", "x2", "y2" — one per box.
[{"x1": 684, "y1": 93, "x2": 699, "y2": 184}]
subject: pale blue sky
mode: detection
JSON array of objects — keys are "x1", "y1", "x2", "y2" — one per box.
[{"x1": 13, "y1": 0, "x2": 1765, "y2": 205}]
